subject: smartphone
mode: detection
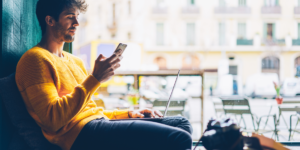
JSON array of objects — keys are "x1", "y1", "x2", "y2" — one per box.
[{"x1": 114, "y1": 43, "x2": 127, "y2": 55}]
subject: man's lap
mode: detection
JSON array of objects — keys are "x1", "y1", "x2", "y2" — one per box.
[{"x1": 71, "y1": 116, "x2": 193, "y2": 150}]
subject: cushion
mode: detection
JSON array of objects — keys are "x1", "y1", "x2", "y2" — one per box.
[{"x1": 0, "y1": 73, "x2": 61, "y2": 150}]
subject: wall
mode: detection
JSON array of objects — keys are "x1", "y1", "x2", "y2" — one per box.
[{"x1": 0, "y1": 0, "x2": 42, "y2": 149}]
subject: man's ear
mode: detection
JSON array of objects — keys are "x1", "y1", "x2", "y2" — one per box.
[{"x1": 45, "y1": 16, "x2": 55, "y2": 26}]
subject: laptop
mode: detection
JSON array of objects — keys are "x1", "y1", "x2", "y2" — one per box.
[{"x1": 110, "y1": 70, "x2": 181, "y2": 122}]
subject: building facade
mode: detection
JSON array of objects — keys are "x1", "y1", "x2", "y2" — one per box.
[{"x1": 74, "y1": 0, "x2": 300, "y2": 84}]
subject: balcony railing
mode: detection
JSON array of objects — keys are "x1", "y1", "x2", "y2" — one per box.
[
  {"x1": 295, "y1": 7, "x2": 300, "y2": 14},
  {"x1": 182, "y1": 6, "x2": 200, "y2": 14},
  {"x1": 261, "y1": 6, "x2": 281, "y2": 14},
  {"x1": 262, "y1": 39, "x2": 285, "y2": 46},
  {"x1": 152, "y1": 6, "x2": 168, "y2": 14},
  {"x1": 236, "y1": 39, "x2": 253, "y2": 46},
  {"x1": 214, "y1": 6, "x2": 251, "y2": 14},
  {"x1": 292, "y1": 39, "x2": 300, "y2": 45}
]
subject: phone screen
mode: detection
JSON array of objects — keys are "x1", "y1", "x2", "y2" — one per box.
[{"x1": 114, "y1": 43, "x2": 127, "y2": 55}]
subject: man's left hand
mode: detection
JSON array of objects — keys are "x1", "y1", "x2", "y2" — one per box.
[{"x1": 128, "y1": 108, "x2": 163, "y2": 118}]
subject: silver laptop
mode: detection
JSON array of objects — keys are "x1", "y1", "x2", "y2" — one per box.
[{"x1": 110, "y1": 70, "x2": 181, "y2": 122}]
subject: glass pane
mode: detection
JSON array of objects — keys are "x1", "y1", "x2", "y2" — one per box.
[
  {"x1": 156, "y1": 23, "x2": 164, "y2": 46},
  {"x1": 238, "y1": 0, "x2": 246, "y2": 6},
  {"x1": 219, "y1": 0, "x2": 226, "y2": 7},
  {"x1": 238, "y1": 23, "x2": 246, "y2": 39},
  {"x1": 187, "y1": 23, "x2": 196, "y2": 46},
  {"x1": 219, "y1": 22, "x2": 226, "y2": 45}
]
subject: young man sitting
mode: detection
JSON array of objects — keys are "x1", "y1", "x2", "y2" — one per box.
[{"x1": 15, "y1": 0, "x2": 193, "y2": 150}]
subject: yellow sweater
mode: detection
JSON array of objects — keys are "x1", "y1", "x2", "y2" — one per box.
[{"x1": 15, "y1": 46, "x2": 129, "y2": 150}]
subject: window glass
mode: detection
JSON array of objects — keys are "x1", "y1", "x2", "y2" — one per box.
[
  {"x1": 219, "y1": 22, "x2": 226, "y2": 45},
  {"x1": 238, "y1": 23, "x2": 246, "y2": 39},
  {"x1": 265, "y1": 0, "x2": 278, "y2": 6},
  {"x1": 156, "y1": 23, "x2": 164, "y2": 46},
  {"x1": 187, "y1": 23, "x2": 196, "y2": 46},
  {"x1": 219, "y1": 0, "x2": 226, "y2": 7},
  {"x1": 238, "y1": 0, "x2": 246, "y2": 6}
]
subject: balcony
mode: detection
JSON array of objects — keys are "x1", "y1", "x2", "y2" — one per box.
[
  {"x1": 214, "y1": 6, "x2": 251, "y2": 18},
  {"x1": 261, "y1": 6, "x2": 281, "y2": 18},
  {"x1": 262, "y1": 39, "x2": 285, "y2": 46},
  {"x1": 181, "y1": 6, "x2": 200, "y2": 18},
  {"x1": 292, "y1": 39, "x2": 300, "y2": 46},
  {"x1": 294, "y1": 7, "x2": 300, "y2": 18},
  {"x1": 151, "y1": 6, "x2": 168, "y2": 18},
  {"x1": 236, "y1": 39, "x2": 253, "y2": 46}
]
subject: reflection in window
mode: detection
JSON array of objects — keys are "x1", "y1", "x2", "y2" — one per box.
[
  {"x1": 156, "y1": 23, "x2": 164, "y2": 46},
  {"x1": 187, "y1": 23, "x2": 195, "y2": 46}
]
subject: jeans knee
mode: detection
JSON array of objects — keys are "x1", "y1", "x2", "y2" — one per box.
[
  {"x1": 172, "y1": 130, "x2": 192, "y2": 150},
  {"x1": 179, "y1": 117, "x2": 193, "y2": 134}
]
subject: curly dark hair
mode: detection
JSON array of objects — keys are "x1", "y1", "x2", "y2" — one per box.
[{"x1": 36, "y1": 0, "x2": 88, "y2": 35}]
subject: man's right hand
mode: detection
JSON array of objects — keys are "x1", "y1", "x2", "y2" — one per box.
[{"x1": 92, "y1": 51, "x2": 122, "y2": 83}]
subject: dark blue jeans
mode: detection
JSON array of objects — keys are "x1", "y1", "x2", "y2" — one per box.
[{"x1": 71, "y1": 116, "x2": 193, "y2": 150}]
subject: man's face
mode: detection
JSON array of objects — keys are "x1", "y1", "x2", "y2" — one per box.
[{"x1": 53, "y1": 7, "x2": 80, "y2": 43}]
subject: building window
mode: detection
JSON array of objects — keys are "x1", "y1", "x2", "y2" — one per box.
[
  {"x1": 182, "y1": 55, "x2": 200, "y2": 70},
  {"x1": 188, "y1": 0, "x2": 195, "y2": 5},
  {"x1": 187, "y1": 23, "x2": 195, "y2": 46},
  {"x1": 219, "y1": 22, "x2": 226, "y2": 45},
  {"x1": 229, "y1": 66, "x2": 238, "y2": 75},
  {"x1": 156, "y1": 23, "x2": 164, "y2": 46},
  {"x1": 298, "y1": 0, "x2": 300, "y2": 7},
  {"x1": 237, "y1": 23, "x2": 246, "y2": 39},
  {"x1": 154, "y1": 56, "x2": 167, "y2": 70},
  {"x1": 265, "y1": 0, "x2": 279, "y2": 6},
  {"x1": 263, "y1": 23, "x2": 276, "y2": 40},
  {"x1": 219, "y1": 0, "x2": 226, "y2": 7},
  {"x1": 128, "y1": 1, "x2": 131, "y2": 15},
  {"x1": 298, "y1": 23, "x2": 300, "y2": 39},
  {"x1": 295, "y1": 56, "x2": 300, "y2": 76},
  {"x1": 157, "y1": 0, "x2": 164, "y2": 7},
  {"x1": 238, "y1": 0, "x2": 246, "y2": 6},
  {"x1": 262, "y1": 56, "x2": 280, "y2": 69}
]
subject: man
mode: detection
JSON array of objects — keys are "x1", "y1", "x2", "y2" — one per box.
[{"x1": 15, "y1": 0, "x2": 193, "y2": 150}]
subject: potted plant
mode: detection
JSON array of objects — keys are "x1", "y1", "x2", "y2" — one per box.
[{"x1": 273, "y1": 82, "x2": 283, "y2": 104}]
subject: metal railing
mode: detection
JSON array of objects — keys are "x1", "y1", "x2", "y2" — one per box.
[
  {"x1": 214, "y1": 6, "x2": 251, "y2": 14},
  {"x1": 293, "y1": 39, "x2": 300, "y2": 45},
  {"x1": 182, "y1": 6, "x2": 200, "y2": 14},
  {"x1": 152, "y1": 6, "x2": 168, "y2": 14},
  {"x1": 237, "y1": 39, "x2": 253, "y2": 46},
  {"x1": 294, "y1": 7, "x2": 300, "y2": 14},
  {"x1": 261, "y1": 6, "x2": 281, "y2": 14}
]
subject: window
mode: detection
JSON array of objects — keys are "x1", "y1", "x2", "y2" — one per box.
[
  {"x1": 187, "y1": 23, "x2": 195, "y2": 46},
  {"x1": 237, "y1": 23, "x2": 246, "y2": 39},
  {"x1": 263, "y1": 23, "x2": 276, "y2": 40},
  {"x1": 156, "y1": 23, "x2": 164, "y2": 46},
  {"x1": 188, "y1": 0, "x2": 195, "y2": 5},
  {"x1": 229, "y1": 66, "x2": 238, "y2": 75},
  {"x1": 295, "y1": 56, "x2": 300, "y2": 76},
  {"x1": 219, "y1": 0, "x2": 226, "y2": 7},
  {"x1": 262, "y1": 56, "x2": 280, "y2": 69},
  {"x1": 298, "y1": 0, "x2": 300, "y2": 7},
  {"x1": 157, "y1": 0, "x2": 164, "y2": 7},
  {"x1": 238, "y1": 0, "x2": 246, "y2": 7},
  {"x1": 219, "y1": 22, "x2": 226, "y2": 45},
  {"x1": 298, "y1": 23, "x2": 300, "y2": 39},
  {"x1": 265, "y1": 0, "x2": 279, "y2": 6}
]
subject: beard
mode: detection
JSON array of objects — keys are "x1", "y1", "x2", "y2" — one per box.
[{"x1": 53, "y1": 22, "x2": 75, "y2": 43}]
